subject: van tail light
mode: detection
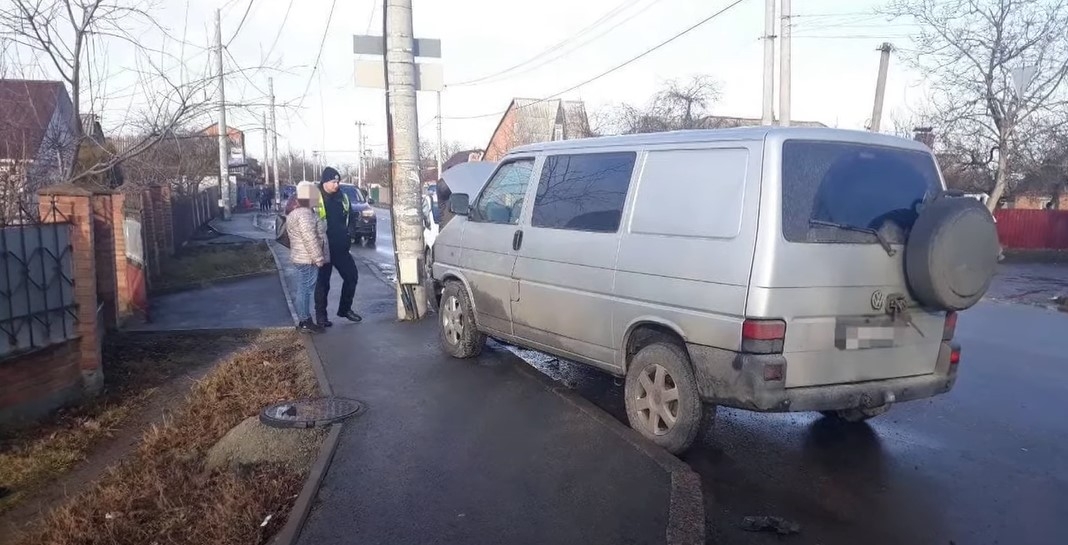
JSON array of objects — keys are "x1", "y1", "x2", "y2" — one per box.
[
  {"x1": 950, "y1": 345, "x2": 961, "y2": 365},
  {"x1": 741, "y1": 319, "x2": 786, "y2": 354},
  {"x1": 943, "y1": 311, "x2": 958, "y2": 341}
]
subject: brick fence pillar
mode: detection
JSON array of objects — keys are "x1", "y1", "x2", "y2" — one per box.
[
  {"x1": 38, "y1": 185, "x2": 103, "y2": 396},
  {"x1": 160, "y1": 184, "x2": 174, "y2": 255}
]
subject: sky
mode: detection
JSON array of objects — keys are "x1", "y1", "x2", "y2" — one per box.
[{"x1": 9, "y1": 0, "x2": 930, "y2": 170}]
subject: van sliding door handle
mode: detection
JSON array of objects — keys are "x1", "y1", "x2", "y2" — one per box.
[{"x1": 512, "y1": 229, "x2": 524, "y2": 251}]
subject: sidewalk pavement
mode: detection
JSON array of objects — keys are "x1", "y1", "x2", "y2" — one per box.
[
  {"x1": 270, "y1": 244, "x2": 704, "y2": 545},
  {"x1": 130, "y1": 212, "x2": 290, "y2": 331}
]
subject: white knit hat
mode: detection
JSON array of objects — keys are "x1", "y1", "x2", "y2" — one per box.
[{"x1": 296, "y1": 181, "x2": 318, "y2": 201}]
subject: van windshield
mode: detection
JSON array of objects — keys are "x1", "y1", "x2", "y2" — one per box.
[{"x1": 781, "y1": 140, "x2": 941, "y2": 245}]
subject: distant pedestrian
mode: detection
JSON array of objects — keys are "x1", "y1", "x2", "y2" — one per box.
[
  {"x1": 314, "y1": 167, "x2": 361, "y2": 326},
  {"x1": 286, "y1": 181, "x2": 327, "y2": 333}
]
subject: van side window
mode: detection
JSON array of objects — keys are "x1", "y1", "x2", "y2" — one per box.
[
  {"x1": 472, "y1": 159, "x2": 535, "y2": 225},
  {"x1": 532, "y1": 152, "x2": 636, "y2": 233}
]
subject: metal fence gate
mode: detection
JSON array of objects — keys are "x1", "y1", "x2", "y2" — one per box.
[{"x1": 0, "y1": 200, "x2": 77, "y2": 359}]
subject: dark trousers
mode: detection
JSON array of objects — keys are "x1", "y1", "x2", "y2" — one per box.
[{"x1": 315, "y1": 247, "x2": 358, "y2": 320}]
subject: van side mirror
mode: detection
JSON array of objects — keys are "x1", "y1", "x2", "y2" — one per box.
[
  {"x1": 450, "y1": 193, "x2": 470, "y2": 216},
  {"x1": 368, "y1": 198, "x2": 375, "y2": 205}
]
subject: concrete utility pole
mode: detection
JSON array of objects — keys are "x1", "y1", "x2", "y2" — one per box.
[
  {"x1": 385, "y1": 0, "x2": 428, "y2": 320},
  {"x1": 778, "y1": 0, "x2": 791, "y2": 127},
  {"x1": 355, "y1": 121, "x2": 366, "y2": 188},
  {"x1": 436, "y1": 90, "x2": 443, "y2": 178},
  {"x1": 262, "y1": 112, "x2": 270, "y2": 190},
  {"x1": 761, "y1": 0, "x2": 776, "y2": 125},
  {"x1": 214, "y1": 8, "x2": 231, "y2": 219},
  {"x1": 286, "y1": 147, "x2": 293, "y2": 185},
  {"x1": 269, "y1": 77, "x2": 280, "y2": 207},
  {"x1": 870, "y1": 43, "x2": 894, "y2": 132}
]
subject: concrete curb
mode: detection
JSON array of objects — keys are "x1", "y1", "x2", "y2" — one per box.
[
  {"x1": 509, "y1": 356, "x2": 706, "y2": 545},
  {"x1": 267, "y1": 238, "x2": 344, "y2": 545}
]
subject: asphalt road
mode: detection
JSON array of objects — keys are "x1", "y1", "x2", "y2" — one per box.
[{"x1": 356, "y1": 213, "x2": 1068, "y2": 545}]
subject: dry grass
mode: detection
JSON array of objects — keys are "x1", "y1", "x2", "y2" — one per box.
[
  {"x1": 0, "y1": 333, "x2": 253, "y2": 515},
  {"x1": 155, "y1": 242, "x2": 276, "y2": 291},
  {"x1": 12, "y1": 330, "x2": 318, "y2": 545}
]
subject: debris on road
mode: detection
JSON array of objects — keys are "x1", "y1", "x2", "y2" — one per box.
[{"x1": 741, "y1": 515, "x2": 802, "y2": 535}]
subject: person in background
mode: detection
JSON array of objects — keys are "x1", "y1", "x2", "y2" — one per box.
[
  {"x1": 314, "y1": 167, "x2": 361, "y2": 326},
  {"x1": 286, "y1": 181, "x2": 327, "y2": 333}
]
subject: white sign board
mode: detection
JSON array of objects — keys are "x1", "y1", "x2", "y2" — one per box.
[{"x1": 354, "y1": 60, "x2": 444, "y2": 92}]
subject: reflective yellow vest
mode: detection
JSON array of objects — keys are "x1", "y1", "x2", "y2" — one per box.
[{"x1": 315, "y1": 193, "x2": 351, "y2": 224}]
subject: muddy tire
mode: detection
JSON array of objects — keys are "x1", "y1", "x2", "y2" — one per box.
[
  {"x1": 624, "y1": 342, "x2": 705, "y2": 454},
  {"x1": 822, "y1": 404, "x2": 891, "y2": 423},
  {"x1": 905, "y1": 195, "x2": 999, "y2": 310},
  {"x1": 439, "y1": 281, "x2": 485, "y2": 359}
]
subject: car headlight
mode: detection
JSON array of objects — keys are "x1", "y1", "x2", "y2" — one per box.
[{"x1": 361, "y1": 209, "x2": 375, "y2": 218}]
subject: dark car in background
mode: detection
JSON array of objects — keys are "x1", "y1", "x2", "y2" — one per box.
[{"x1": 339, "y1": 184, "x2": 377, "y2": 246}]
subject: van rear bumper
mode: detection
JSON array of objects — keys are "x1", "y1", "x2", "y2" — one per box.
[{"x1": 686, "y1": 343, "x2": 958, "y2": 412}]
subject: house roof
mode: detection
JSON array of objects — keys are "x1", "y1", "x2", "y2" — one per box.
[
  {"x1": 700, "y1": 115, "x2": 826, "y2": 129},
  {"x1": 484, "y1": 98, "x2": 592, "y2": 153},
  {"x1": 0, "y1": 80, "x2": 66, "y2": 160}
]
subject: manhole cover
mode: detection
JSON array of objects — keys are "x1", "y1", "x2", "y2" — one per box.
[{"x1": 260, "y1": 397, "x2": 365, "y2": 429}]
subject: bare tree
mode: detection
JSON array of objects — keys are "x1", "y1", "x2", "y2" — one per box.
[
  {"x1": 885, "y1": 0, "x2": 1068, "y2": 211},
  {"x1": 0, "y1": 0, "x2": 229, "y2": 191},
  {"x1": 595, "y1": 75, "x2": 722, "y2": 135}
]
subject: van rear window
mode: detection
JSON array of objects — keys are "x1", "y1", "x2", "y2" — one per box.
[{"x1": 781, "y1": 141, "x2": 941, "y2": 244}]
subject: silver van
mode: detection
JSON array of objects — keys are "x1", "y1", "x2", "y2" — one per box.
[{"x1": 430, "y1": 127, "x2": 999, "y2": 454}]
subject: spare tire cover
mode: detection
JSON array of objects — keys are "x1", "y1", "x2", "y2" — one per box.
[{"x1": 905, "y1": 196, "x2": 1000, "y2": 310}]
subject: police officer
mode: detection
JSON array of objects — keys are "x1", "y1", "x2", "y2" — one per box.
[{"x1": 314, "y1": 167, "x2": 361, "y2": 326}]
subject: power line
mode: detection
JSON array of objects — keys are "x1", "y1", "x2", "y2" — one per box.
[
  {"x1": 263, "y1": 0, "x2": 295, "y2": 63},
  {"x1": 460, "y1": 0, "x2": 669, "y2": 87},
  {"x1": 448, "y1": 0, "x2": 645, "y2": 86},
  {"x1": 447, "y1": 0, "x2": 749, "y2": 120},
  {"x1": 225, "y1": 0, "x2": 256, "y2": 47},
  {"x1": 297, "y1": 0, "x2": 339, "y2": 110}
]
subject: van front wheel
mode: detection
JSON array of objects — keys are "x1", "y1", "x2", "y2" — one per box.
[
  {"x1": 624, "y1": 342, "x2": 705, "y2": 454},
  {"x1": 439, "y1": 281, "x2": 485, "y2": 359}
]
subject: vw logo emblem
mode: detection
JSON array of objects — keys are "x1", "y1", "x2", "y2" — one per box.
[{"x1": 871, "y1": 290, "x2": 885, "y2": 310}]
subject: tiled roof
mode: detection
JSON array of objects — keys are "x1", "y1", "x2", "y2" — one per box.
[{"x1": 0, "y1": 80, "x2": 65, "y2": 160}]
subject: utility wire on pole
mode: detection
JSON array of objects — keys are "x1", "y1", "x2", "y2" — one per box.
[
  {"x1": 870, "y1": 42, "x2": 893, "y2": 133},
  {"x1": 385, "y1": 0, "x2": 428, "y2": 320},
  {"x1": 215, "y1": 8, "x2": 232, "y2": 219},
  {"x1": 779, "y1": 0, "x2": 791, "y2": 127},
  {"x1": 762, "y1": 0, "x2": 776, "y2": 125},
  {"x1": 269, "y1": 77, "x2": 280, "y2": 207}
]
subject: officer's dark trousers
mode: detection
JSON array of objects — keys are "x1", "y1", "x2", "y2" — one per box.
[{"x1": 314, "y1": 244, "x2": 358, "y2": 321}]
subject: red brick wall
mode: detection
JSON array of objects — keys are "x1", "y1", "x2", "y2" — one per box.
[
  {"x1": 0, "y1": 187, "x2": 104, "y2": 428},
  {"x1": 484, "y1": 106, "x2": 519, "y2": 162},
  {"x1": 0, "y1": 340, "x2": 81, "y2": 426}
]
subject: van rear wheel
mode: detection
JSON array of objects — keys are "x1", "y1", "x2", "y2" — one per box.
[
  {"x1": 439, "y1": 281, "x2": 485, "y2": 359},
  {"x1": 624, "y1": 342, "x2": 705, "y2": 454},
  {"x1": 822, "y1": 404, "x2": 891, "y2": 423}
]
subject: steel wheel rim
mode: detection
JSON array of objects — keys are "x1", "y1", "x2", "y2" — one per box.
[
  {"x1": 634, "y1": 363, "x2": 680, "y2": 436},
  {"x1": 441, "y1": 295, "x2": 463, "y2": 345}
]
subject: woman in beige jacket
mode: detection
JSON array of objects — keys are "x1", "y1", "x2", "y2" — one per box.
[{"x1": 286, "y1": 182, "x2": 328, "y2": 333}]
